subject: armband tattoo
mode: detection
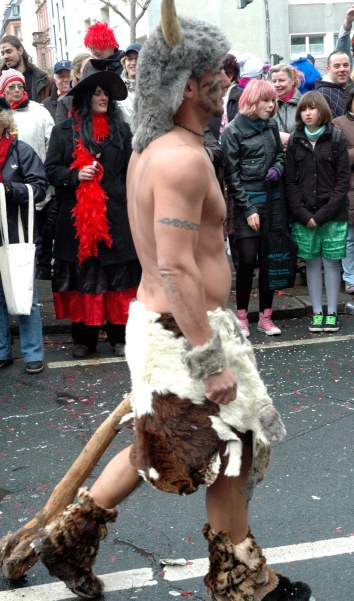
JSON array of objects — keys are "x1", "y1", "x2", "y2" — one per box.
[
  {"x1": 157, "y1": 218, "x2": 200, "y2": 231},
  {"x1": 183, "y1": 330, "x2": 226, "y2": 380}
]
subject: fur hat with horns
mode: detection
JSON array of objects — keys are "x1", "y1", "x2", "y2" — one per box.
[{"x1": 132, "y1": 0, "x2": 230, "y2": 153}]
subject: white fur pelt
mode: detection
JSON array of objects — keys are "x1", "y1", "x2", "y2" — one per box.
[{"x1": 125, "y1": 301, "x2": 286, "y2": 487}]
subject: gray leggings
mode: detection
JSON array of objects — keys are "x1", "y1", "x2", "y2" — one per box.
[{"x1": 306, "y1": 256, "x2": 341, "y2": 314}]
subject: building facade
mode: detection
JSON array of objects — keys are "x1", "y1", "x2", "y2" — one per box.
[{"x1": 0, "y1": 0, "x2": 352, "y2": 72}]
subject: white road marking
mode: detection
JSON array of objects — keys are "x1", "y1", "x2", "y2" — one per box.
[
  {"x1": 164, "y1": 536, "x2": 354, "y2": 581},
  {"x1": 47, "y1": 334, "x2": 354, "y2": 368},
  {"x1": 47, "y1": 357, "x2": 126, "y2": 368},
  {"x1": 1, "y1": 537, "x2": 353, "y2": 599},
  {"x1": 0, "y1": 568, "x2": 156, "y2": 600},
  {"x1": 253, "y1": 333, "x2": 354, "y2": 350}
]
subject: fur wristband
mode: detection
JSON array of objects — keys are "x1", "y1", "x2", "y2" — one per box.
[{"x1": 183, "y1": 330, "x2": 226, "y2": 380}]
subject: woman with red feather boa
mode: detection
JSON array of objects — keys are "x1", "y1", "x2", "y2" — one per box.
[{"x1": 45, "y1": 64, "x2": 141, "y2": 358}]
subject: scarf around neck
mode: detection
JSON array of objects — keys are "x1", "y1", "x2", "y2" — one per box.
[
  {"x1": 70, "y1": 112, "x2": 113, "y2": 264},
  {"x1": 278, "y1": 87, "x2": 295, "y2": 103},
  {"x1": 245, "y1": 116, "x2": 268, "y2": 131},
  {"x1": 304, "y1": 124, "x2": 326, "y2": 141},
  {"x1": 10, "y1": 91, "x2": 29, "y2": 110},
  {"x1": 0, "y1": 132, "x2": 13, "y2": 181}
]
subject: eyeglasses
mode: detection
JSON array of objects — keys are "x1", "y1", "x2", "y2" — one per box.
[
  {"x1": 7, "y1": 84, "x2": 24, "y2": 90},
  {"x1": 55, "y1": 74, "x2": 71, "y2": 80}
]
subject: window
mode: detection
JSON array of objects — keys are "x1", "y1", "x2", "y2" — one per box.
[
  {"x1": 13, "y1": 5, "x2": 19, "y2": 16},
  {"x1": 41, "y1": 53, "x2": 47, "y2": 70},
  {"x1": 291, "y1": 34, "x2": 325, "y2": 56},
  {"x1": 291, "y1": 36, "x2": 306, "y2": 54},
  {"x1": 14, "y1": 26, "x2": 21, "y2": 39},
  {"x1": 309, "y1": 35, "x2": 324, "y2": 55},
  {"x1": 63, "y1": 16, "x2": 67, "y2": 45}
]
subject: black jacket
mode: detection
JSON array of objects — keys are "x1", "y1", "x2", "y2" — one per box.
[
  {"x1": 43, "y1": 84, "x2": 60, "y2": 120},
  {"x1": 221, "y1": 113, "x2": 285, "y2": 218},
  {"x1": 1, "y1": 138, "x2": 48, "y2": 245},
  {"x1": 285, "y1": 126, "x2": 350, "y2": 226},
  {"x1": 44, "y1": 117, "x2": 137, "y2": 264}
]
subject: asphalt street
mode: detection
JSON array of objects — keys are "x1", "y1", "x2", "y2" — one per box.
[{"x1": 0, "y1": 312, "x2": 354, "y2": 601}]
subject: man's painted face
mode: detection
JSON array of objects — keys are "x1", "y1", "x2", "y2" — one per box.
[{"x1": 195, "y1": 66, "x2": 230, "y2": 118}]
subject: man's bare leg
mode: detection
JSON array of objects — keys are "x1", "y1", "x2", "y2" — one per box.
[
  {"x1": 90, "y1": 445, "x2": 142, "y2": 508},
  {"x1": 206, "y1": 437, "x2": 252, "y2": 544}
]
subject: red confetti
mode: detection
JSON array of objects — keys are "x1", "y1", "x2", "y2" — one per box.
[{"x1": 185, "y1": 537, "x2": 193, "y2": 543}]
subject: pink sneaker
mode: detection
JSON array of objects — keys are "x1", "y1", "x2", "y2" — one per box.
[
  {"x1": 236, "y1": 309, "x2": 250, "y2": 337},
  {"x1": 258, "y1": 309, "x2": 281, "y2": 336}
]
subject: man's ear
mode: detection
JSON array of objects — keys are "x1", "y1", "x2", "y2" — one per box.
[{"x1": 183, "y1": 78, "x2": 195, "y2": 98}]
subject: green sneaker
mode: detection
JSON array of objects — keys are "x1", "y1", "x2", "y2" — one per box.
[
  {"x1": 323, "y1": 313, "x2": 339, "y2": 332},
  {"x1": 309, "y1": 313, "x2": 324, "y2": 332}
]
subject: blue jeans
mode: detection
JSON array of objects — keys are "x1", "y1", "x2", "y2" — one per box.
[
  {"x1": 342, "y1": 224, "x2": 354, "y2": 287},
  {"x1": 0, "y1": 273, "x2": 44, "y2": 362}
]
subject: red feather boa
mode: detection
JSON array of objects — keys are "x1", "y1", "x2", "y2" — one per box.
[{"x1": 71, "y1": 112, "x2": 113, "y2": 264}]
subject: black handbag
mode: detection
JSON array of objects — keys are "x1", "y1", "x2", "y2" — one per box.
[{"x1": 260, "y1": 183, "x2": 298, "y2": 291}]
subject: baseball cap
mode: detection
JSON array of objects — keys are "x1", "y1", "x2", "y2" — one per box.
[
  {"x1": 125, "y1": 43, "x2": 142, "y2": 55},
  {"x1": 54, "y1": 60, "x2": 72, "y2": 73}
]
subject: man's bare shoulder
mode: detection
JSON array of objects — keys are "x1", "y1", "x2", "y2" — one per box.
[{"x1": 148, "y1": 137, "x2": 210, "y2": 186}]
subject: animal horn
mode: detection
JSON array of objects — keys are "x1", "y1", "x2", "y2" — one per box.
[{"x1": 161, "y1": 0, "x2": 183, "y2": 46}]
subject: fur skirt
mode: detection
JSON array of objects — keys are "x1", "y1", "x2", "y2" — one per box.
[{"x1": 125, "y1": 301, "x2": 286, "y2": 496}]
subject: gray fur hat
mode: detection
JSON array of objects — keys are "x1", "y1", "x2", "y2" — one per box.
[{"x1": 132, "y1": 15, "x2": 230, "y2": 153}]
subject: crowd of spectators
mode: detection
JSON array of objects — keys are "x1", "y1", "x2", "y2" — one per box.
[{"x1": 0, "y1": 6, "x2": 354, "y2": 374}]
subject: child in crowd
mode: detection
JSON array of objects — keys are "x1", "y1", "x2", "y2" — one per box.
[{"x1": 286, "y1": 91, "x2": 350, "y2": 332}]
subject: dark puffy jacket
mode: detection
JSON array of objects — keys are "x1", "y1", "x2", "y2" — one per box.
[
  {"x1": 221, "y1": 113, "x2": 285, "y2": 218},
  {"x1": 285, "y1": 126, "x2": 350, "y2": 226},
  {"x1": 44, "y1": 117, "x2": 137, "y2": 265},
  {"x1": 1, "y1": 138, "x2": 48, "y2": 245}
]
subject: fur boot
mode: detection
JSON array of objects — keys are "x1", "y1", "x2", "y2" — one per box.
[
  {"x1": 203, "y1": 524, "x2": 312, "y2": 601},
  {"x1": 33, "y1": 488, "x2": 117, "y2": 599}
]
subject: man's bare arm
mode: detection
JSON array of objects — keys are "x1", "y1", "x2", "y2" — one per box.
[{"x1": 152, "y1": 148, "x2": 236, "y2": 404}]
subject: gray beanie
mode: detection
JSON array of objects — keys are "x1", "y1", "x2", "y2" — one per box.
[{"x1": 132, "y1": 16, "x2": 230, "y2": 153}]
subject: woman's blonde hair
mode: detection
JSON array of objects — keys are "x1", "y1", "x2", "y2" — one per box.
[
  {"x1": 72, "y1": 53, "x2": 93, "y2": 79},
  {"x1": 0, "y1": 107, "x2": 15, "y2": 133},
  {"x1": 270, "y1": 63, "x2": 303, "y2": 89}
]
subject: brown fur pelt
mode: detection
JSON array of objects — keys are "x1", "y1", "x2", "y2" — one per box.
[
  {"x1": 130, "y1": 390, "x2": 223, "y2": 495},
  {"x1": 0, "y1": 525, "x2": 40, "y2": 581},
  {"x1": 203, "y1": 523, "x2": 279, "y2": 601},
  {"x1": 33, "y1": 488, "x2": 117, "y2": 599}
]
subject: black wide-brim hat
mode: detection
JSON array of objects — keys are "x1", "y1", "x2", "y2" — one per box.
[{"x1": 67, "y1": 61, "x2": 127, "y2": 100}]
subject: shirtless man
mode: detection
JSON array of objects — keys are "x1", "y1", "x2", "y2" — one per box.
[{"x1": 37, "y1": 2, "x2": 313, "y2": 600}]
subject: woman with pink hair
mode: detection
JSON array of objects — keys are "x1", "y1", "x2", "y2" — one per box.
[{"x1": 222, "y1": 79, "x2": 285, "y2": 336}]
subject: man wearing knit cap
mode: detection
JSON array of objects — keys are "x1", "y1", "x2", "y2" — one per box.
[
  {"x1": 0, "y1": 35, "x2": 52, "y2": 103},
  {"x1": 34, "y1": 3, "x2": 313, "y2": 600},
  {"x1": 84, "y1": 21, "x2": 124, "y2": 76}
]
